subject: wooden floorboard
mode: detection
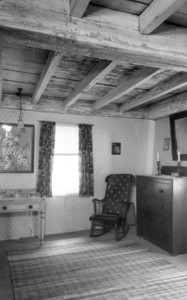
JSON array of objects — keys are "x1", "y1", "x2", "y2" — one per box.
[
  {"x1": 0, "y1": 230, "x2": 90, "y2": 300},
  {"x1": 1, "y1": 228, "x2": 187, "y2": 300}
]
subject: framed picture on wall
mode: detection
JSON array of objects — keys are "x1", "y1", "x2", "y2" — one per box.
[
  {"x1": 163, "y1": 138, "x2": 170, "y2": 151},
  {"x1": 112, "y1": 143, "x2": 121, "y2": 155},
  {"x1": 0, "y1": 124, "x2": 34, "y2": 173}
]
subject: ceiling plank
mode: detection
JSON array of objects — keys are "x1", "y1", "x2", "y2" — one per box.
[
  {"x1": 0, "y1": 46, "x2": 2, "y2": 105},
  {"x1": 91, "y1": 0, "x2": 148, "y2": 15},
  {"x1": 94, "y1": 68, "x2": 162, "y2": 110},
  {"x1": 139, "y1": 0, "x2": 187, "y2": 34},
  {"x1": 2, "y1": 94, "x2": 145, "y2": 119},
  {"x1": 145, "y1": 91, "x2": 187, "y2": 120},
  {"x1": 63, "y1": 60, "x2": 117, "y2": 108},
  {"x1": 32, "y1": 51, "x2": 63, "y2": 103},
  {"x1": 120, "y1": 72, "x2": 187, "y2": 112},
  {"x1": 70, "y1": 0, "x2": 90, "y2": 17},
  {"x1": 0, "y1": 3, "x2": 187, "y2": 71},
  {"x1": 64, "y1": 61, "x2": 117, "y2": 107}
]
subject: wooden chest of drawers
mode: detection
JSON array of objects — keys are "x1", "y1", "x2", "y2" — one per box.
[{"x1": 136, "y1": 175, "x2": 187, "y2": 255}]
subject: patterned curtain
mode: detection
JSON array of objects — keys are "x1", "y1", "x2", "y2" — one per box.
[
  {"x1": 79, "y1": 124, "x2": 94, "y2": 197},
  {"x1": 37, "y1": 121, "x2": 55, "y2": 197}
]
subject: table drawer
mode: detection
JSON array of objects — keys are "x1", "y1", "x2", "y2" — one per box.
[{"x1": 0, "y1": 202, "x2": 41, "y2": 212}]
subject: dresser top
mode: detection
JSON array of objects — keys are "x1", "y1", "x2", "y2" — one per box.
[{"x1": 137, "y1": 175, "x2": 187, "y2": 181}]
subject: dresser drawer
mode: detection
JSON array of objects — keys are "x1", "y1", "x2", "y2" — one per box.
[
  {"x1": 136, "y1": 175, "x2": 187, "y2": 255},
  {"x1": 137, "y1": 197, "x2": 168, "y2": 213},
  {"x1": 137, "y1": 179, "x2": 172, "y2": 211},
  {"x1": 137, "y1": 222, "x2": 172, "y2": 252},
  {"x1": 137, "y1": 211, "x2": 172, "y2": 234}
]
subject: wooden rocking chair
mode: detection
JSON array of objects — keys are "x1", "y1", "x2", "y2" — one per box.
[{"x1": 89, "y1": 174, "x2": 135, "y2": 241}]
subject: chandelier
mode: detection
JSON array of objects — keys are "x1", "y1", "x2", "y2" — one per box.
[{"x1": 16, "y1": 88, "x2": 24, "y2": 130}]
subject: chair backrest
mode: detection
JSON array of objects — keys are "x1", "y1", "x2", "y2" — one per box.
[{"x1": 102, "y1": 174, "x2": 135, "y2": 215}]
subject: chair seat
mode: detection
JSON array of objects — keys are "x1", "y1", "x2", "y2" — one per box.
[{"x1": 90, "y1": 214, "x2": 121, "y2": 223}]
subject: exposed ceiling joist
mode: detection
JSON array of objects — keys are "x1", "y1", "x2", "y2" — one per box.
[
  {"x1": 2, "y1": 28, "x2": 187, "y2": 73},
  {"x1": 145, "y1": 91, "x2": 187, "y2": 120},
  {"x1": 0, "y1": 46, "x2": 2, "y2": 104},
  {"x1": 0, "y1": 2, "x2": 187, "y2": 71},
  {"x1": 2, "y1": 94, "x2": 145, "y2": 119},
  {"x1": 139, "y1": 0, "x2": 187, "y2": 34},
  {"x1": 70, "y1": 0, "x2": 90, "y2": 17},
  {"x1": 1, "y1": 1, "x2": 187, "y2": 121},
  {"x1": 120, "y1": 72, "x2": 187, "y2": 112},
  {"x1": 94, "y1": 67, "x2": 162, "y2": 110},
  {"x1": 64, "y1": 60, "x2": 117, "y2": 108},
  {"x1": 32, "y1": 51, "x2": 63, "y2": 103}
]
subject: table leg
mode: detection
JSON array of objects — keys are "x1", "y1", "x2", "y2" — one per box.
[{"x1": 40, "y1": 210, "x2": 45, "y2": 245}]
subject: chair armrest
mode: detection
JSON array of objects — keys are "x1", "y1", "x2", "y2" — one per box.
[
  {"x1": 92, "y1": 198, "x2": 103, "y2": 203},
  {"x1": 120, "y1": 201, "x2": 131, "y2": 218},
  {"x1": 92, "y1": 198, "x2": 104, "y2": 214}
]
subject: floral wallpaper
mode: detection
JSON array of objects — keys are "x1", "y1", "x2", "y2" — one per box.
[
  {"x1": 0, "y1": 109, "x2": 150, "y2": 241},
  {"x1": 0, "y1": 125, "x2": 34, "y2": 172},
  {"x1": 37, "y1": 121, "x2": 55, "y2": 197}
]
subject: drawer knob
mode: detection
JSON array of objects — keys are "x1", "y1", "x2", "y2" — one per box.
[
  {"x1": 2, "y1": 206, "x2": 7, "y2": 210},
  {"x1": 158, "y1": 204, "x2": 163, "y2": 209},
  {"x1": 28, "y1": 205, "x2": 33, "y2": 209},
  {"x1": 159, "y1": 189, "x2": 164, "y2": 193}
]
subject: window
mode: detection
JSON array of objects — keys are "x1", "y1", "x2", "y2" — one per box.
[{"x1": 52, "y1": 124, "x2": 79, "y2": 196}]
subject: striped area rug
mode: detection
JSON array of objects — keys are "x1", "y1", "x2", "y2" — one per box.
[{"x1": 8, "y1": 236, "x2": 187, "y2": 300}]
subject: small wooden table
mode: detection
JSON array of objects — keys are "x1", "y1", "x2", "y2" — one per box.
[{"x1": 0, "y1": 197, "x2": 46, "y2": 245}]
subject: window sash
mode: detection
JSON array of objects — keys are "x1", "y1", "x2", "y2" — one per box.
[{"x1": 52, "y1": 124, "x2": 79, "y2": 196}]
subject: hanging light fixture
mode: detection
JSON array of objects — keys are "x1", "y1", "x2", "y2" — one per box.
[{"x1": 16, "y1": 88, "x2": 24, "y2": 130}]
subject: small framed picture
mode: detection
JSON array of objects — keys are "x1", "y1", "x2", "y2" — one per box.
[
  {"x1": 163, "y1": 138, "x2": 170, "y2": 151},
  {"x1": 112, "y1": 143, "x2": 121, "y2": 155}
]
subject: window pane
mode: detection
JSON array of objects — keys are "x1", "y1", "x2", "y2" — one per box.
[
  {"x1": 52, "y1": 155, "x2": 79, "y2": 196},
  {"x1": 54, "y1": 124, "x2": 78, "y2": 154}
]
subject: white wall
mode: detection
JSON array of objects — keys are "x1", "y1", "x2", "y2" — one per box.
[
  {"x1": 153, "y1": 117, "x2": 187, "y2": 175},
  {"x1": 136, "y1": 120, "x2": 155, "y2": 175},
  {"x1": 0, "y1": 109, "x2": 154, "y2": 240}
]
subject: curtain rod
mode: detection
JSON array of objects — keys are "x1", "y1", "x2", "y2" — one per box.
[{"x1": 39, "y1": 121, "x2": 94, "y2": 126}]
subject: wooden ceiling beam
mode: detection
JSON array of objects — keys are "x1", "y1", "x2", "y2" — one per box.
[
  {"x1": 120, "y1": 72, "x2": 187, "y2": 112},
  {"x1": 1, "y1": 27, "x2": 187, "y2": 72},
  {"x1": 139, "y1": 0, "x2": 187, "y2": 34},
  {"x1": 0, "y1": 46, "x2": 2, "y2": 105},
  {"x1": 32, "y1": 51, "x2": 63, "y2": 103},
  {"x1": 0, "y1": 3, "x2": 187, "y2": 71},
  {"x1": 2, "y1": 94, "x2": 145, "y2": 119},
  {"x1": 70, "y1": 0, "x2": 90, "y2": 17},
  {"x1": 145, "y1": 91, "x2": 187, "y2": 120},
  {"x1": 94, "y1": 68, "x2": 162, "y2": 110},
  {"x1": 64, "y1": 60, "x2": 117, "y2": 108}
]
